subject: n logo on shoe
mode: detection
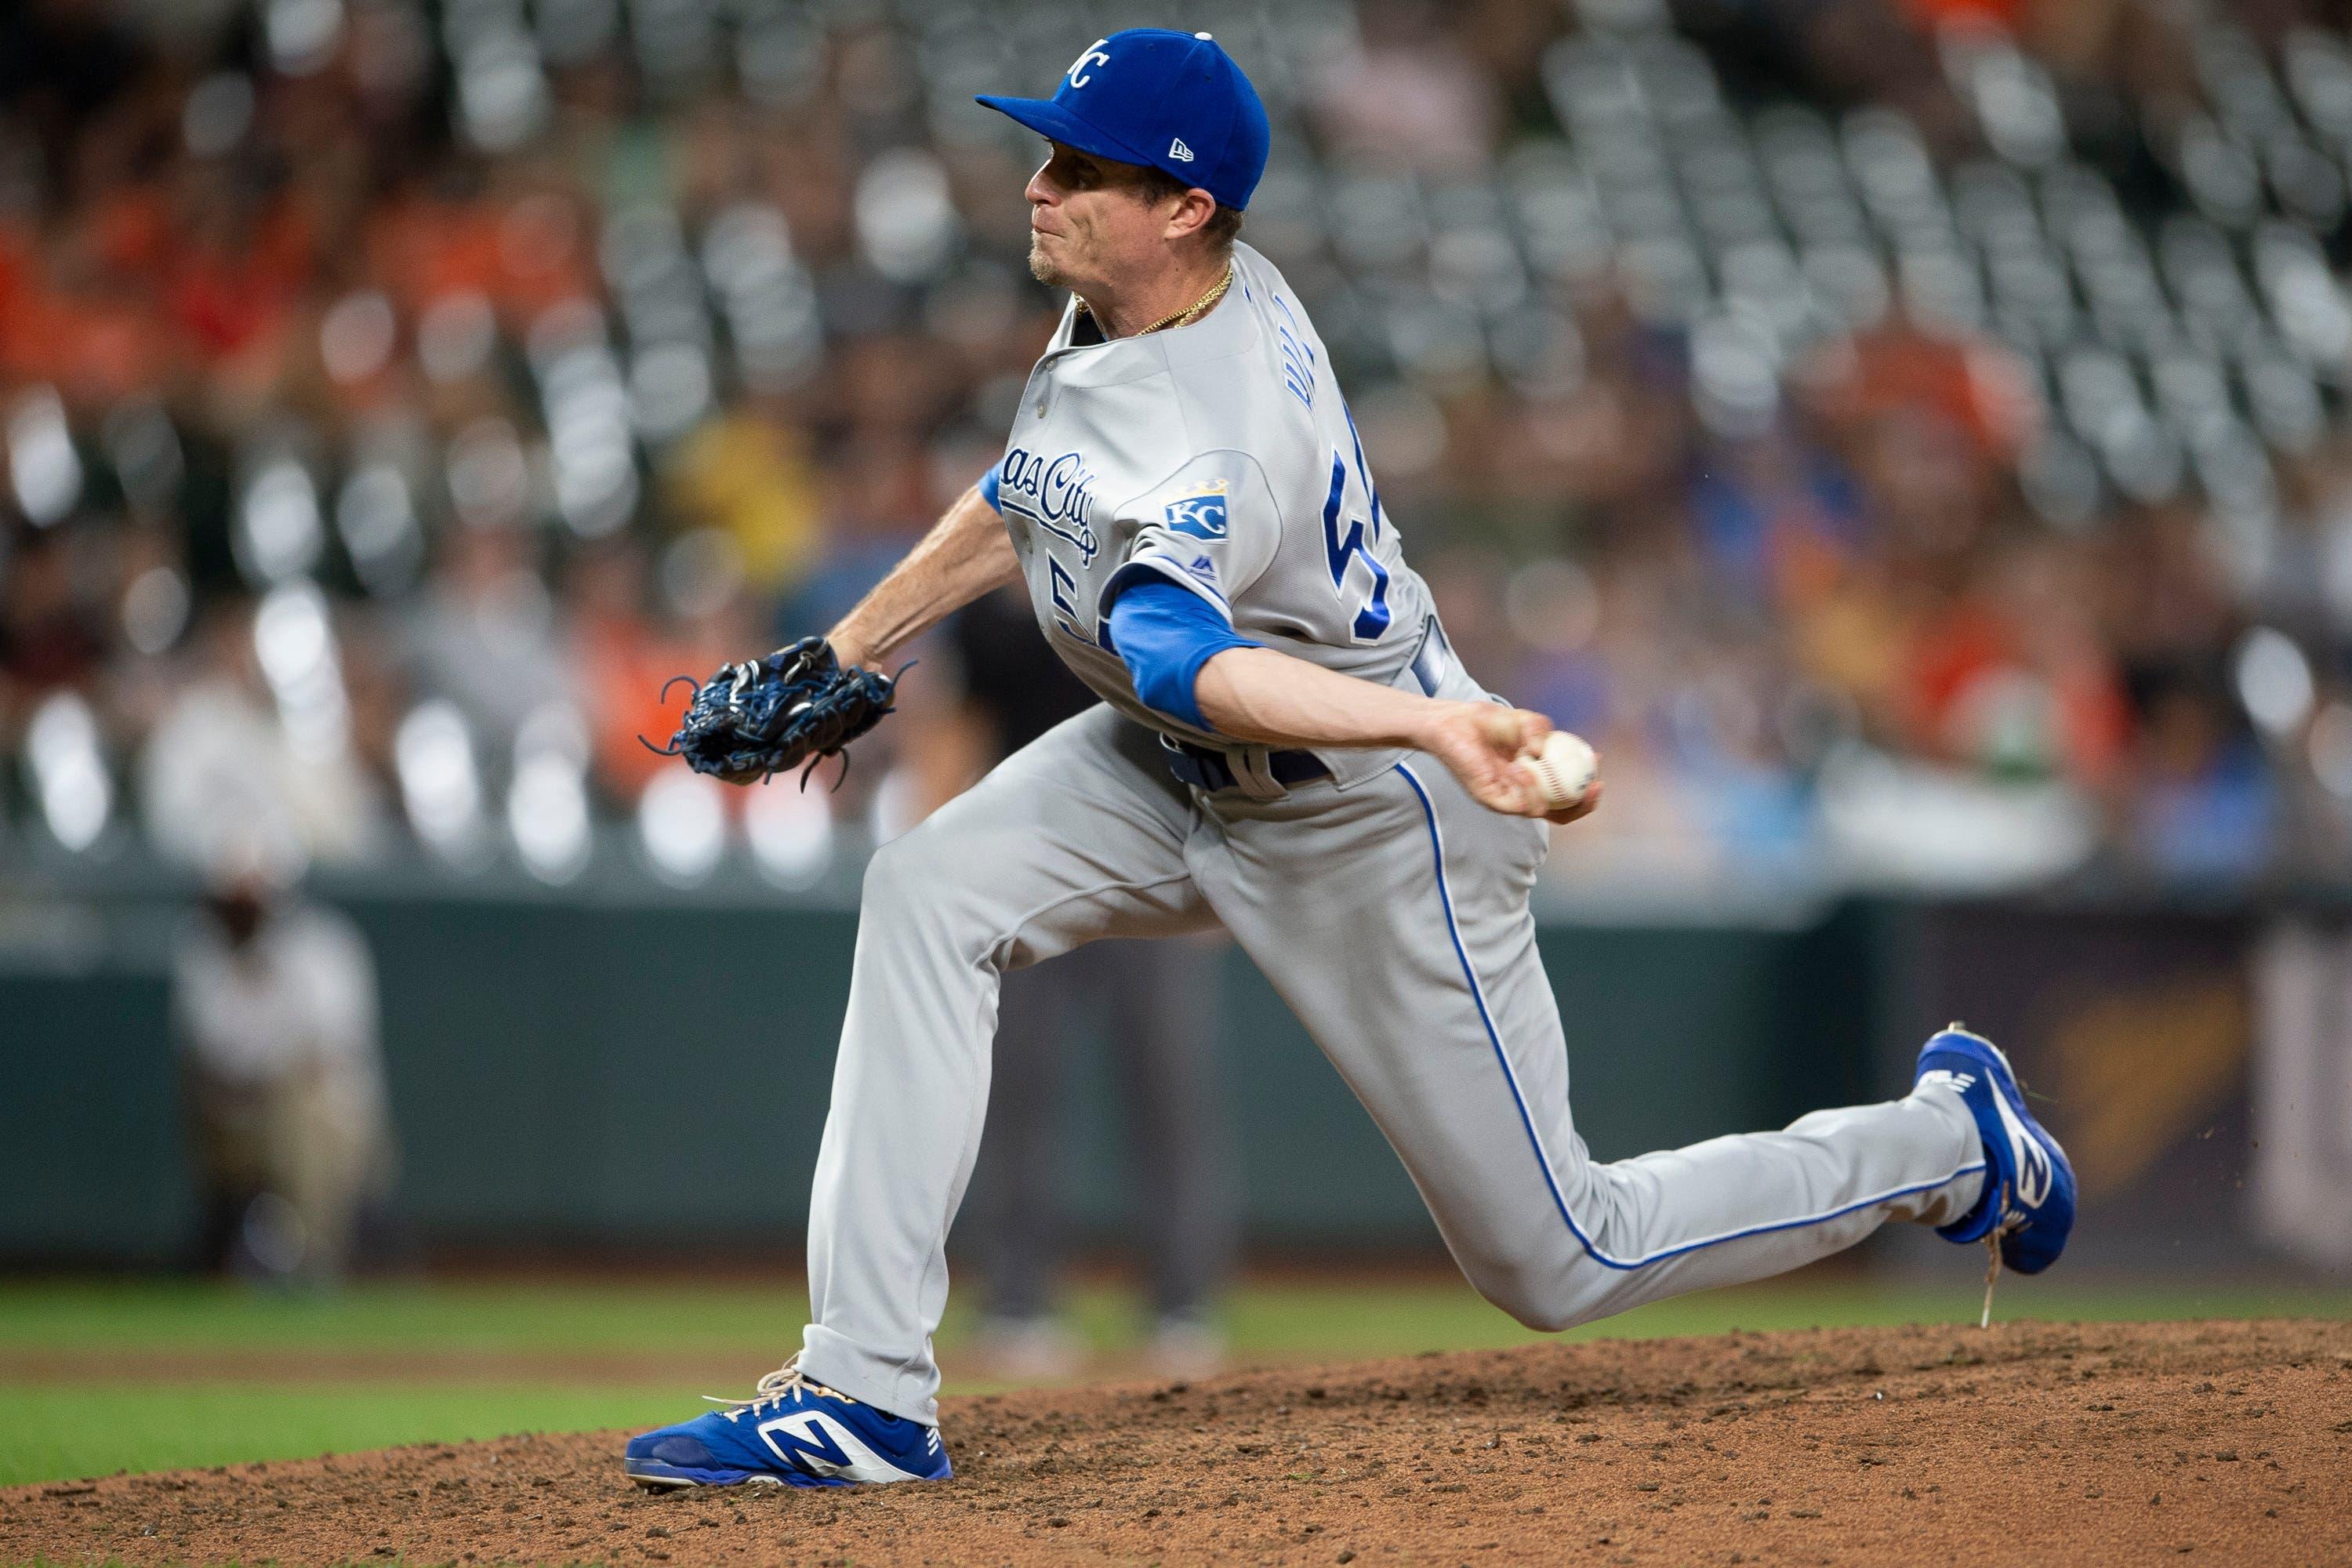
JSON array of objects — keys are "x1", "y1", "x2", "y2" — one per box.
[
  {"x1": 756, "y1": 1412, "x2": 917, "y2": 1483},
  {"x1": 1993, "y1": 1090, "x2": 2053, "y2": 1207}
]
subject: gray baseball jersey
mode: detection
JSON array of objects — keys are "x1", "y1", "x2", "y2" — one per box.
[
  {"x1": 990, "y1": 242, "x2": 1430, "y2": 788},
  {"x1": 792, "y1": 245, "x2": 1991, "y2": 1425}
]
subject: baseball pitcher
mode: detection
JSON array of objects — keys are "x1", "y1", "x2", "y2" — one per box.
[{"x1": 625, "y1": 28, "x2": 2074, "y2": 1491}]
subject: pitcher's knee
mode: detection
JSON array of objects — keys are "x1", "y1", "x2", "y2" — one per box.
[
  {"x1": 1484, "y1": 1287, "x2": 1578, "y2": 1334},
  {"x1": 860, "y1": 820, "x2": 980, "y2": 917},
  {"x1": 1461, "y1": 1243, "x2": 1613, "y2": 1334},
  {"x1": 858, "y1": 819, "x2": 1007, "y2": 964},
  {"x1": 858, "y1": 831, "x2": 926, "y2": 915}
]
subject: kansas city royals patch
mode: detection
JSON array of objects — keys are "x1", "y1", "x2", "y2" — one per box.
[{"x1": 1162, "y1": 481, "x2": 1229, "y2": 540}]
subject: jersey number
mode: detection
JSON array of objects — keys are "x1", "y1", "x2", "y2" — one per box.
[
  {"x1": 1047, "y1": 553, "x2": 1092, "y2": 644},
  {"x1": 1321, "y1": 407, "x2": 1391, "y2": 643}
]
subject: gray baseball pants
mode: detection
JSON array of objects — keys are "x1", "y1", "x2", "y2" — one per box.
[{"x1": 798, "y1": 691, "x2": 1987, "y2": 1425}]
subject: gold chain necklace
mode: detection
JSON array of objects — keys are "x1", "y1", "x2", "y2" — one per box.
[{"x1": 1080, "y1": 264, "x2": 1234, "y2": 339}]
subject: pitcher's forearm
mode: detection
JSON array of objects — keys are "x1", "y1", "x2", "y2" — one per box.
[
  {"x1": 826, "y1": 487, "x2": 1021, "y2": 667},
  {"x1": 1192, "y1": 645, "x2": 1441, "y2": 750}
]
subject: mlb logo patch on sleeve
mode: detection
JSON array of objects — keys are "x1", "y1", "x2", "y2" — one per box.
[{"x1": 1163, "y1": 481, "x2": 1230, "y2": 540}]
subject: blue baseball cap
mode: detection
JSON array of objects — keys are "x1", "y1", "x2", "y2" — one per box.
[{"x1": 977, "y1": 28, "x2": 1271, "y2": 213}]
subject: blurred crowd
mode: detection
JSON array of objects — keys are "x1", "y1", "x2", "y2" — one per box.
[{"x1": 11, "y1": 0, "x2": 2352, "y2": 895}]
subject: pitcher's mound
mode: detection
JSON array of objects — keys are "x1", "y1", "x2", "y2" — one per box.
[{"x1": 6, "y1": 1318, "x2": 2346, "y2": 1566}]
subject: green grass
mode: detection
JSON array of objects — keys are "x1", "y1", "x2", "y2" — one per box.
[
  {"x1": 0, "y1": 1279, "x2": 797, "y2": 1356},
  {"x1": 1212, "y1": 1275, "x2": 2352, "y2": 1354},
  {"x1": 0, "y1": 1382, "x2": 695, "y2": 1494},
  {"x1": 3, "y1": 1272, "x2": 2346, "y2": 1487}
]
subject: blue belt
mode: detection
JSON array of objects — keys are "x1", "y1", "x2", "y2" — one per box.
[{"x1": 1158, "y1": 735, "x2": 1330, "y2": 793}]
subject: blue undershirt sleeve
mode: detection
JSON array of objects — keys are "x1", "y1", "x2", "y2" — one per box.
[
  {"x1": 978, "y1": 466, "x2": 1002, "y2": 514},
  {"x1": 1102, "y1": 577, "x2": 1263, "y2": 734}
]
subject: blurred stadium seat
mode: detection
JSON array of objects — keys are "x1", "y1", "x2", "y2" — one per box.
[{"x1": 5, "y1": 0, "x2": 2352, "y2": 897}]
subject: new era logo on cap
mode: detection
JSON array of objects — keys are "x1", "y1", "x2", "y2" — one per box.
[{"x1": 1168, "y1": 137, "x2": 1194, "y2": 162}]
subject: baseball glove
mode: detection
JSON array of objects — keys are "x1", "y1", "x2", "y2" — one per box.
[{"x1": 649, "y1": 636, "x2": 903, "y2": 787}]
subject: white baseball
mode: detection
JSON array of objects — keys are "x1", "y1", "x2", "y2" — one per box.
[{"x1": 1521, "y1": 731, "x2": 1598, "y2": 813}]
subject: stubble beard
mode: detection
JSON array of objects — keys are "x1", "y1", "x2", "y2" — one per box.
[{"x1": 1028, "y1": 233, "x2": 1068, "y2": 289}]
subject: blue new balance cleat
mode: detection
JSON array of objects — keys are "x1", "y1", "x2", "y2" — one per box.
[
  {"x1": 1915, "y1": 1025, "x2": 2076, "y2": 1275},
  {"x1": 623, "y1": 1362, "x2": 953, "y2": 1490}
]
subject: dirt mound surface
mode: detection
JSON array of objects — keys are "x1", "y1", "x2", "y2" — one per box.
[{"x1": 5, "y1": 1318, "x2": 2345, "y2": 1566}]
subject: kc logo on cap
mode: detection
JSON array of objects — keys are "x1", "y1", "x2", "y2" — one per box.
[{"x1": 1065, "y1": 38, "x2": 1110, "y2": 89}]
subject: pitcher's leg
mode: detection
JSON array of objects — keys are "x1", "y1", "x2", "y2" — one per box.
[
  {"x1": 1200, "y1": 757, "x2": 1985, "y2": 1334},
  {"x1": 799, "y1": 709, "x2": 1210, "y2": 1422}
]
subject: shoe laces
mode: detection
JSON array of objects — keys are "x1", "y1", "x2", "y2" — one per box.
[
  {"x1": 702, "y1": 1356, "x2": 859, "y2": 1414},
  {"x1": 1979, "y1": 1188, "x2": 2027, "y2": 1330}
]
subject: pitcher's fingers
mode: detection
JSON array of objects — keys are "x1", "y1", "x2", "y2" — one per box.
[
  {"x1": 1472, "y1": 757, "x2": 1539, "y2": 818},
  {"x1": 1544, "y1": 778, "x2": 1604, "y2": 825},
  {"x1": 1475, "y1": 705, "x2": 1526, "y2": 754}
]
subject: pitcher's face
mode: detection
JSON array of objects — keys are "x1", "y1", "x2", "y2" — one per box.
[{"x1": 1024, "y1": 142, "x2": 1174, "y2": 294}]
